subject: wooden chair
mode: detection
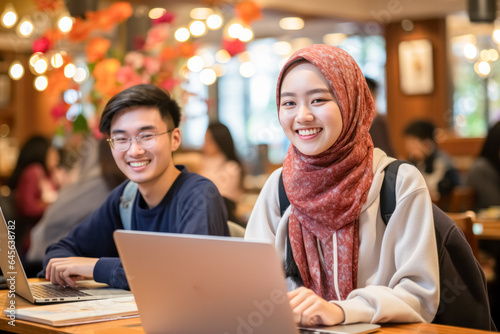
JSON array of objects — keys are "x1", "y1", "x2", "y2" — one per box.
[
  {"x1": 449, "y1": 186, "x2": 475, "y2": 213},
  {"x1": 445, "y1": 211, "x2": 479, "y2": 260}
]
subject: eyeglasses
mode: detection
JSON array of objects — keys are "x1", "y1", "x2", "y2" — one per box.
[{"x1": 107, "y1": 130, "x2": 173, "y2": 152}]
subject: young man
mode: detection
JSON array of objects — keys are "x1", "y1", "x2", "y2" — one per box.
[
  {"x1": 41, "y1": 84, "x2": 229, "y2": 290},
  {"x1": 403, "y1": 119, "x2": 461, "y2": 205}
]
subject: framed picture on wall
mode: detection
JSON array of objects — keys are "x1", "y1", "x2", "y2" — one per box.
[{"x1": 398, "y1": 39, "x2": 434, "y2": 95}]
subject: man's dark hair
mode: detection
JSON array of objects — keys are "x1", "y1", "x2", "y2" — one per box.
[
  {"x1": 365, "y1": 77, "x2": 378, "y2": 95},
  {"x1": 404, "y1": 119, "x2": 436, "y2": 142},
  {"x1": 99, "y1": 84, "x2": 181, "y2": 134}
]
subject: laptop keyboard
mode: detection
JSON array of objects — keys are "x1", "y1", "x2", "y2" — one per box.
[{"x1": 31, "y1": 284, "x2": 92, "y2": 298}]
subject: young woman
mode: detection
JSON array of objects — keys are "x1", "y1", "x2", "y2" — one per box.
[
  {"x1": 245, "y1": 45, "x2": 439, "y2": 326},
  {"x1": 200, "y1": 122, "x2": 245, "y2": 225},
  {"x1": 8, "y1": 135, "x2": 62, "y2": 256}
]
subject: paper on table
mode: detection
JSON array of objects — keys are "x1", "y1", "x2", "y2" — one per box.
[{"x1": 5, "y1": 296, "x2": 139, "y2": 327}]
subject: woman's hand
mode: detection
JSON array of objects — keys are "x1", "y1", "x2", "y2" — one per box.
[{"x1": 288, "y1": 287, "x2": 345, "y2": 327}]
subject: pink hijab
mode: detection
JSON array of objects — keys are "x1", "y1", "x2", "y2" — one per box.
[{"x1": 277, "y1": 45, "x2": 374, "y2": 300}]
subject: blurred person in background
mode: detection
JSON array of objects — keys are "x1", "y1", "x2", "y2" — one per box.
[
  {"x1": 466, "y1": 121, "x2": 500, "y2": 212},
  {"x1": 366, "y1": 77, "x2": 395, "y2": 157},
  {"x1": 200, "y1": 122, "x2": 245, "y2": 226},
  {"x1": 403, "y1": 120, "x2": 461, "y2": 208},
  {"x1": 25, "y1": 138, "x2": 126, "y2": 277},
  {"x1": 7, "y1": 135, "x2": 64, "y2": 256}
]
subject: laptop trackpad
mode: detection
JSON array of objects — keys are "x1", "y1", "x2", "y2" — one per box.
[{"x1": 75, "y1": 280, "x2": 131, "y2": 297}]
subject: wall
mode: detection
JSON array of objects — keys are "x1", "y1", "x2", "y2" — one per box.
[{"x1": 385, "y1": 18, "x2": 450, "y2": 157}]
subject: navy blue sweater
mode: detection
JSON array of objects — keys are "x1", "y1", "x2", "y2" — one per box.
[{"x1": 41, "y1": 166, "x2": 229, "y2": 289}]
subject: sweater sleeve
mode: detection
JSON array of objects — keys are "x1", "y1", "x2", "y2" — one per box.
[
  {"x1": 244, "y1": 168, "x2": 284, "y2": 245},
  {"x1": 175, "y1": 178, "x2": 229, "y2": 236},
  {"x1": 334, "y1": 163, "x2": 439, "y2": 324},
  {"x1": 40, "y1": 184, "x2": 128, "y2": 289}
]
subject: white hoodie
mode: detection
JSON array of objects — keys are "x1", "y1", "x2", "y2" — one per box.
[{"x1": 245, "y1": 148, "x2": 439, "y2": 324}]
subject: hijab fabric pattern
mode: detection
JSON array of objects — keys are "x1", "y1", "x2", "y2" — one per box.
[{"x1": 277, "y1": 45, "x2": 374, "y2": 301}]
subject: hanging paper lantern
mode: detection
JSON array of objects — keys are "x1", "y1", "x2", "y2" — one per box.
[
  {"x1": 235, "y1": 1, "x2": 262, "y2": 25},
  {"x1": 222, "y1": 38, "x2": 246, "y2": 57},
  {"x1": 33, "y1": 37, "x2": 51, "y2": 53}
]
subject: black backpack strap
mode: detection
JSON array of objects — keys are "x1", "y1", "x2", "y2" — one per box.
[
  {"x1": 278, "y1": 171, "x2": 303, "y2": 286},
  {"x1": 380, "y1": 160, "x2": 407, "y2": 225},
  {"x1": 278, "y1": 171, "x2": 290, "y2": 216}
]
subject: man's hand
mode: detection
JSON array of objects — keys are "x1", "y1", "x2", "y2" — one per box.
[
  {"x1": 45, "y1": 257, "x2": 99, "y2": 288},
  {"x1": 288, "y1": 287, "x2": 345, "y2": 327}
]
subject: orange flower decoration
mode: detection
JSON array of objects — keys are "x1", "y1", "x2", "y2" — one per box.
[
  {"x1": 86, "y1": 37, "x2": 111, "y2": 63},
  {"x1": 35, "y1": 0, "x2": 63, "y2": 12},
  {"x1": 43, "y1": 28, "x2": 63, "y2": 46},
  {"x1": 161, "y1": 47, "x2": 179, "y2": 61},
  {"x1": 235, "y1": 1, "x2": 262, "y2": 24},
  {"x1": 68, "y1": 18, "x2": 93, "y2": 42},
  {"x1": 86, "y1": 10, "x2": 114, "y2": 32},
  {"x1": 86, "y1": 2, "x2": 132, "y2": 31},
  {"x1": 93, "y1": 59, "x2": 121, "y2": 98},
  {"x1": 107, "y1": 2, "x2": 133, "y2": 24},
  {"x1": 178, "y1": 42, "x2": 197, "y2": 58},
  {"x1": 46, "y1": 67, "x2": 71, "y2": 97}
]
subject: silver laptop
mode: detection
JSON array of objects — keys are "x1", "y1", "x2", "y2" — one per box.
[
  {"x1": 114, "y1": 230, "x2": 380, "y2": 334},
  {"x1": 0, "y1": 207, "x2": 131, "y2": 303}
]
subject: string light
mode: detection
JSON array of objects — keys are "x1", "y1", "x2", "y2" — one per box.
[
  {"x1": 187, "y1": 56, "x2": 204, "y2": 72},
  {"x1": 279, "y1": 17, "x2": 304, "y2": 30},
  {"x1": 58, "y1": 16, "x2": 73, "y2": 33},
  {"x1": 34, "y1": 75, "x2": 48, "y2": 91},
  {"x1": 190, "y1": 7, "x2": 213, "y2": 20},
  {"x1": 64, "y1": 63, "x2": 76, "y2": 78},
  {"x1": 189, "y1": 21, "x2": 206, "y2": 37},
  {"x1": 51, "y1": 53, "x2": 64, "y2": 68},
  {"x1": 239, "y1": 62, "x2": 256, "y2": 78},
  {"x1": 228, "y1": 23, "x2": 243, "y2": 39},
  {"x1": 175, "y1": 27, "x2": 190, "y2": 42},
  {"x1": 199, "y1": 68, "x2": 216, "y2": 85},
  {"x1": 17, "y1": 16, "x2": 34, "y2": 37},
  {"x1": 238, "y1": 28, "x2": 253, "y2": 42},
  {"x1": 1, "y1": 3, "x2": 17, "y2": 28},
  {"x1": 207, "y1": 14, "x2": 222, "y2": 30},
  {"x1": 149, "y1": 8, "x2": 166, "y2": 19},
  {"x1": 34, "y1": 58, "x2": 48, "y2": 74},
  {"x1": 8, "y1": 61, "x2": 24, "y2": 80},
  {"x1": 215, "y1": 50, "x2": 231, "y2": 63}
]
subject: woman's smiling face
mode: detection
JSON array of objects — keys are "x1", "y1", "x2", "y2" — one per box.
[{"x1": 279, "y1": 61, "x2": 343, "y2": 156}]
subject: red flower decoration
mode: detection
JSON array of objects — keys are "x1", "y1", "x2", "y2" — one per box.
[
  {"x1": 152, "y1": 12, "x2": 176, "y2": 25},
  {"x1": 160, "y1": 78, "x2": 180, "y2": 92},
  {"x1": 51, "y1": 101, "x2": 68, "y2": 120},
  {"x1": 33, "y1": 37, "x2": 51, "y2": 53},
  {"x1": 222, "y1": 38, "x2": 246, "y2": 57}
]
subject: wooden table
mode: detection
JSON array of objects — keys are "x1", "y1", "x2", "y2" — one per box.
[
  {"x1": 474, "y1": 218, "x2": 500, "y2": 240},
  {"x1": 0, "y1": 280, "x2": 496, "y2": 334}
]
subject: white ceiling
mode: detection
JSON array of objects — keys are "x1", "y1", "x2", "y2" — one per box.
[
  {"x1": 255, "y1": 0, "x2": 467, "y2": 21},
  {"x1": 0, "y1": 0, "x2": 497, "y2": 51}
]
